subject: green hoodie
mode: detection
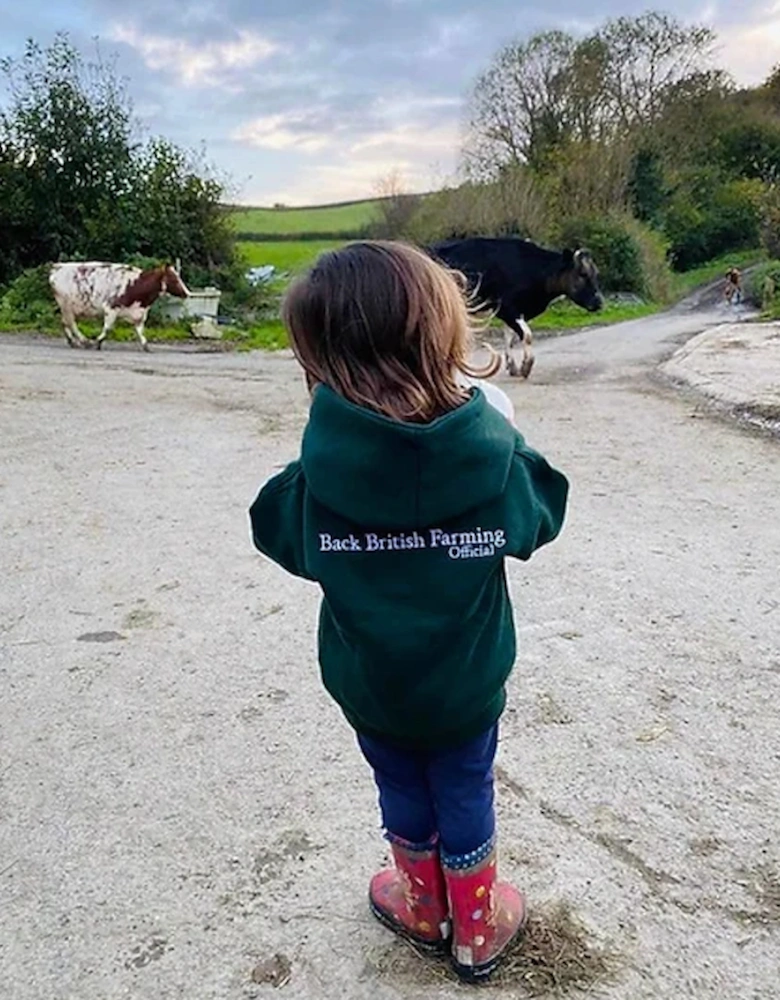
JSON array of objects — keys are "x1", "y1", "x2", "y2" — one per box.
[{"x1": 249, "y1": 384, "x2": 568, "y2": 750}]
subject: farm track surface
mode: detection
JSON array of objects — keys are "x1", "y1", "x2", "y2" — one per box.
[{"x1": 1, "y1": 296, "x2": 779, "y2": 999}]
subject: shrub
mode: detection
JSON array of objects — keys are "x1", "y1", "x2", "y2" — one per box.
[
  {"x1": 406, "y1": 171, "x2": 549, "y2": 245},
  {"x1": 0, "y1": 264, "x2": 58, "y2": 330},
  {"x1": 624, "y1": 216, "x2": 674, "y2": 302},
  {"x1": 760, "y1": 183, "x2": 780, "y2": 258},
  {"x1": 746, "y1": 260, "x2": 780, "y2": 310},
  {"x1": 628, "y1": 147, "x2": 668, "y2": 224},
  {"x1": 556, "y1": 214, "x2": 671, "y2": 299},
  {"x1": 665, "y1": 179, "x2": 763, "y2": 270},
  {"x1": 663, "y1": 194, "x2": 710, "y2": 270},
  {"x1": 715, "y1": 121, "x2": 780, "y2": 182}
]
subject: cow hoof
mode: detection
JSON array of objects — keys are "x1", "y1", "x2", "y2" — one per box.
[
  {"x1": 520, "y1": 358, "x2": 535, "y2": 379},
  {"x1": 95, "y1": 342, "x2": 102, "y2": 351},
  {"x1": 142, "y1": 344, "x2": 151, "y2": 353},
  {"x1": 506, "y1": 357, "x2": 521, "y2": 377}
]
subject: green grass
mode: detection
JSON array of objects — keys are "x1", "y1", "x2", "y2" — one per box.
[
  {"x1": 238, "y1": 239, "x2": 345, "y2": 273},
  {"x1": 232, "y1": 319, "x2": 289, "y2": 351},
  {"x1": 230, "y1": 200, "x2": 381, "y2": 236},
  {"x1": 0, "y1": 317, "x2": 195, "y2": 342},
  {"x1": 531, "y1": 298, "x2": 657, "y2": 331}
]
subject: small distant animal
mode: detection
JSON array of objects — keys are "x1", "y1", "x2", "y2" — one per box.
[
  {"x1": 49, "y1": 261, "x2": 190, "y2": 352},
  {"x1": 724, "y1": 267, "x2": 743, "y2": 306},
  {"x1": 428, "y1": 237, "x2": 604, "y2": 378}
]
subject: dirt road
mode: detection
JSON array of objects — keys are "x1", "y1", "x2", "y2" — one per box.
[{"x1": 1, "y1": 302, "x2": 779, "y2": 1000}]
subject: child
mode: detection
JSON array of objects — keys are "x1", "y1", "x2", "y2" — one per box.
[{"x1": 249, "y1": 241, "x2": 568, "y2": 983}]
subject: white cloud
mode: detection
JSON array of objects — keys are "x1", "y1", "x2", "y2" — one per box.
[
  {"x1": 232, "y1": 114, "x2": 334, "y2": 152},
  {"x1": 256, "y1": 121, "x2": 459, "y2": 205},
  {"x1": 704, "y1": 3, "x2": 780, "y2": 84},
  {"x1": 111, "y1": 24, "x2": 279, "y2": 89},
  {"x1": 349, "y1": 121, "x2": 459, "y2": 160}
]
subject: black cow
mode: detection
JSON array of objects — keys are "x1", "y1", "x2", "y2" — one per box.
[{"x1": 429, "y1": 237, "x2": 604, "y2": 377}]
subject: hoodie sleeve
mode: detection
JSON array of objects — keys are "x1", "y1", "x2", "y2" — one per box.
[
  {"x1": 504, "y1": 440, "x2": 569, "y2": 561},
  {"x1": 248, "y1": 461, "x2": 316, "y2": 581}
]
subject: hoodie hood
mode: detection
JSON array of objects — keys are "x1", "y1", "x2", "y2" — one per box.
[{"x1": 301, "y1": 384, "x2": 517, "y2": 529}]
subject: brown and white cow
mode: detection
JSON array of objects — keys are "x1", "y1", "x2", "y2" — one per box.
[{"x1": 49, "y1": 262, "x2": 190, "y2": 352}]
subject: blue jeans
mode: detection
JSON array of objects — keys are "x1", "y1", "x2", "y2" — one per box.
[{"x1": 358, "y1": 726, "x2": 497, "y2": 863}]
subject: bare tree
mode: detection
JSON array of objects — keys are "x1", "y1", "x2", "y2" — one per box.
[
  {"x1": 464, "y1": 31, "x2": 579, "y2": 179},
  {"x1": 371, "y1": 169, "x2": 421, "y2": 239},
  {"x1": 464, "y1": 13, "x2": 717, "y2": 181},
  {"x1": 596, "y1": 13, "x2": 716, "y2": 131}
]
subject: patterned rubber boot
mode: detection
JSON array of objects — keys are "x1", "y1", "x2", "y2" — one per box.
[
  {"x1": 369, "y1": 837, "x2": 451, "y2": 953},
  {"x1": 442, "y1": 838, "x2": 526, "y2": 982}
]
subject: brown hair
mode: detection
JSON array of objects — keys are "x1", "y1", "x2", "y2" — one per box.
[{"x1": 281, "y1": 240, "x2": 500, "y2": 423}]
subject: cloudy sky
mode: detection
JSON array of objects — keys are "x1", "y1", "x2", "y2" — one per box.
[{"x1": 1, "y1": 1, "x2": 778, "y2": 205}]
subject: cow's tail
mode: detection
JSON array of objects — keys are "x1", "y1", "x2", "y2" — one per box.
[{"x1": 464, "y1": 341, "x2": 502, "y2": 379}]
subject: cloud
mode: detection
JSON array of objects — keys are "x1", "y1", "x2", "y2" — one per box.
[
  {"x1": 349, "y1": 121, "x2": 459, "y2": 162},
  {"x1": 232, "y1": 114, "x2": 335, "y2": 153},
  {"x1": 110, "y1": 24, "x2": 280, "y2": 89},
  {"x1": 713, "y1": 3, "x2": 780, "y2": 84},
  {"x1": 231, "y1": 93, "x2": 460, "y2": 202},
  {"x1": 56, "y1": 0, "x2": 780, "y2": 203},
  {"x1": 255, "y1": 118, "x2": 460, "y2": 205}
]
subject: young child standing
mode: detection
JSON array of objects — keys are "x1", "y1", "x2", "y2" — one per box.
[{"x1": 249, "y1": 241, "x2": 568, "y2": 983}]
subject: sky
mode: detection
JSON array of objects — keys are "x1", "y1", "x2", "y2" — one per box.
[{"x1": 1, "y1": 1, "x2": 779, "y2": 206}]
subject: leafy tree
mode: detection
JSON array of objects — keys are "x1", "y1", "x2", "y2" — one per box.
[
  {"x1": 714, "y1": 121, "x2": 780, "y2": 182},
  {"x1": 628, "y1": 147, "x2": 667, "y2": 223},
  {"x1": 464, "y1": 13, "x2": 717, "y2": 181},
  {"x1": 0, "y1": 34, "x2": 137, "y2": 263},
  {"x1": 0, "y1": 33, "x2": 236, "y2": 284}
]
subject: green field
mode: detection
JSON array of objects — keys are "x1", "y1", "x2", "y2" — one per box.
[
  {"x1": 230, "y1": 200, "x2": 381, "y2": 236},
  {"x1": 238, "y1": 239, "x2": 345, "y2": 273}
]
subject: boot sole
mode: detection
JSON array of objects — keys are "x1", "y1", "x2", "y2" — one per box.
[
  {"x1": 369, "y1": 894, "x2": 450, "y2": 955},
  {"x1": 450, "y1": 913, "x2": 527, "y2": 983}
]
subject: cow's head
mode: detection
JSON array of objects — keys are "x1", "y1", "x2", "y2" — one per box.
[
  {"x1": 159, "y1": 264, "x2": 190, "y2": 299},
  {"x1": 560, "y1": 248, "x2": 603, "y2": 313}
]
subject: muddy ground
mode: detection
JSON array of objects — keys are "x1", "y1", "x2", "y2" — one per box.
[{"x1": 1, "y1": 299, "x2": 779, "y2": 999}]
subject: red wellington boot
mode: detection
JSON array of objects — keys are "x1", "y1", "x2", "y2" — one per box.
[
  {"x1": 443, "y1": 845, "x2": 527, "y2": 982},
  {"x1": 369, "y1": 841, "x2": 451, "y2": 953}
]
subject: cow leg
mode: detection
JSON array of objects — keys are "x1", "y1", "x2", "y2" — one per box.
[
  {"x1": 518, "y1": 318, "x2": 535, "y2": 379},
  {"x1": 502, "y1": 326, "x2": 521, "y2": 377},
  {"x1": 133, "y1": 322, "x2": 150, "y2": 352},
  {"x1": 95, "y1": 311, "x2": 116, "y2": 351},
  {"x1": 499, "y1": 313, "x2": 533, "y2": 378},
  {"x1": 62, "y1": 311, "x2": 89, "y2": 348}
]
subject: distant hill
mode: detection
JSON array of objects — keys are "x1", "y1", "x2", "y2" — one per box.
[{"x1": 227, "y1": 198, "x2": 384, "y2": 239}]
